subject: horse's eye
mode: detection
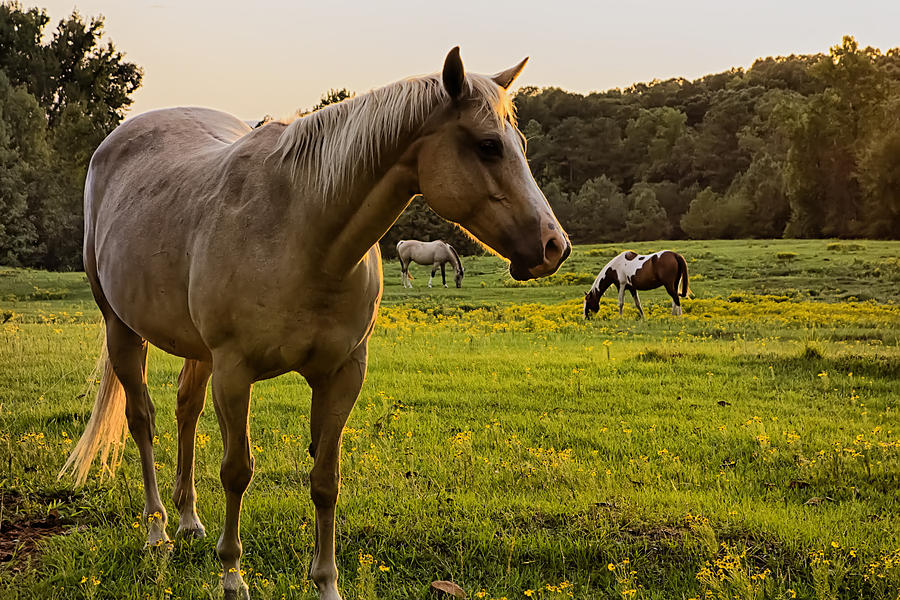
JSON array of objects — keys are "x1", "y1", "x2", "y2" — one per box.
[{"x1": 477, "y1": 139, "x2": 502, "y2": 159}]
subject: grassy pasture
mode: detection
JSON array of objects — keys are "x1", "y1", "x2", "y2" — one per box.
[{"x1": 1, "y1": 239, "x2": 899, "y2": 600}]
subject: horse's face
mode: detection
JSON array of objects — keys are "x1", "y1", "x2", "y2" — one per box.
[
  {"x1": 417, "y1": 49, "x2": 570, "y2": 281},
  {"x1": 584, "y1": 289, "x2": 600, "y2": 319},
  {"x1": 455, "y1": 268, "x2": 464, "y2": 288}
]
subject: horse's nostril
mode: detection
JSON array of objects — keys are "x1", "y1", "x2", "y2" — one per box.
[{"x1": 545, "y1": 237, "x2": 561, "y2": 262}]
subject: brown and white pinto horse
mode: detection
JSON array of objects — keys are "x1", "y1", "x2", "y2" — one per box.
[{"x1": 583, "y1": 250, "x2": 689, "y2": 318}]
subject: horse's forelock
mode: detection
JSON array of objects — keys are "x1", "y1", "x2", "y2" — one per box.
[{"x1": 466, "y1": 73, "x2": 517, "y2": 128}]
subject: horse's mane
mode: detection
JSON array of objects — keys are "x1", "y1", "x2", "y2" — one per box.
[
  {"x1": 445, "y1": 242, "x2": 463, "y2": 273},
  {"x1": 272, "y1": 72, "x2": 516, "y2": 202}
]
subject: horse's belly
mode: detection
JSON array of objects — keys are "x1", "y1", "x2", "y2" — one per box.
[{"x1": 98, "y1": 257, "x2": 210, "y2": 360}]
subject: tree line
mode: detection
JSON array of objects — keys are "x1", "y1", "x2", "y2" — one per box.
[
  {"x1": 1, "y1": 3, "x2": 897, "y2": 269},
  {"x1": 0, "y1": 3, "x2": 141, "y2": 269},
  {"x1": 387, "y1": 37, "x2": 899, "y2": 254},
  {"x1": 510, "y1": 36, "x2": 900, "y2": 245}
]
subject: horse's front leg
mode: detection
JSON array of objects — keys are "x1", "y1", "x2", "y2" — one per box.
[
  {"x1": 616, "y1": 284, "x2": 625, "y2": 316},
  {"x1": 307, "y1": 346, "x2": 368, "y2": 600},
  {"x1": 440, "y1": 263, "x2": 447, "y2": 287},
  {"x1": 210, "y1": 361, "x2": 254, "y2": 600},
  {"x1": 629, "y1": 288, "x2": 644, "y2": 319}
]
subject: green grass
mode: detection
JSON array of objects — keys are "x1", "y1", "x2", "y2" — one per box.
[
  {"x1": 1, "y1": 239, "x2": 899, "y2": 600},
  {"x1": 381, "y1": 239, "x2": 900, "y2": 305}
]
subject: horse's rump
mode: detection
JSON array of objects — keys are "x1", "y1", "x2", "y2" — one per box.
[{"x1": 84, "y1": 109, "x2": 275, "y2": 359}]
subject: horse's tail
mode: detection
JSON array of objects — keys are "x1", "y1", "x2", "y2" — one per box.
[
  {"x1": 445, "y1": 242, "x2": 463, "y2": 273},
  {"x1": 675, "y1": 252, "x2": 691, "y2": 298},
  {"x1": 59, "y1": 331, "x2": 128, "y2": 485},
  {"x1": 396, "y1": 241, "x2": 407, "y2": 270}
]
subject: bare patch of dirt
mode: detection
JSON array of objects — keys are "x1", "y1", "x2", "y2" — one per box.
[{"x1": 0, "y1": 491, "x2": 74, "y2": 570}]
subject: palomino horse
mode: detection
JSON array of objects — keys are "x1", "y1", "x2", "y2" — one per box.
[
  {"x1": 397, "y1": 239, "x2": 464, "y2": 288},
  {"x1": 60, "y1": 48, "x2": 570, "y2": 599},
  {"x1": 583, "y1": 250, "x2": 689, "y2": 319}
]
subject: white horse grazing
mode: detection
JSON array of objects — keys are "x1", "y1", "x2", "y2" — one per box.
[
  {"x1": 584, "y1": 250, "x2": 689, "y2": 318},
  {"x1": 60, "y1": 47, "x2": 569, "y2": 600},
  {"x1": 397, "y1": 239, "x2": 464, "y2": 288}
]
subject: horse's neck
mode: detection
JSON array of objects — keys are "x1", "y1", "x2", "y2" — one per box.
[
  {"x1": 288, "y1": 98, "x2": 442, "y2": 277},
  {"x1": 443, "y1": 245, "x2": 459, "y2": 272},
  {"x1": 317, "y1": 152, "x2": 420, "y2": 276}
]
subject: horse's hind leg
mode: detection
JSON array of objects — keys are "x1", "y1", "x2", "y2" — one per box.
[
  {"x1": 428, "y1": 264, "x2": 436, "y2": 288},
  {"x1": 106, "y1": 316, "x2": 170, "y2": 546},
  {"x1": 400, "y1": 258, "x2": 411, "y2": 287},
  {"x1": 667, "y1": 284, "x2": 682, "y2": 316},
  {"x1": 307, "y1": 347, "x2": 367, "y2": 600},
  {"x1": 173, "y1": 359, "x2": 212, "y2": 538}
]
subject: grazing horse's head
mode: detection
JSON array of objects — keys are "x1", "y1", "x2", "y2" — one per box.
[
  {"x1": 584, "y1": 288, "x2": 601, "y2": 319},
  {"x1": 417, "y1": 48, "x2": 570, "y2": 281},
  {"x1": 455, "y1": 267, "x2": 464, "y2": 288},
  {"x1": 584, "y1": 269, "x2": 614, "y2": 319}
]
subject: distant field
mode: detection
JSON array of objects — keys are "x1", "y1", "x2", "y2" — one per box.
[
  {"x1": 1, "y1": 239, "x2": 898, "y2": 600},
  {"x1": 381, "y1": 239, "x2": 900, "y2": 305}
]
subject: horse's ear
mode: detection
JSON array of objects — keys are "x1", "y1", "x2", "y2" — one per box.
[
  {"x1": 584, "y1": 290, "x2": 588, "y2": 297},
  {"x1": 442, "y1": 46, "x2": 465, "y2": 100},
  {"x1": 492, "y1": 57, "x2": 528, "y2": 90}
]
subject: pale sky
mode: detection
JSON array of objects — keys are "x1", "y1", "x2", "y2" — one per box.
[{"x1": 39, "y1": 0, "x2": 900, "y2": 121}]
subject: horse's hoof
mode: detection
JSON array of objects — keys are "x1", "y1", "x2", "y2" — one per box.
[
  {"x1": 175, "y1": 524, "x2": 206, "y2": 539},
  {"x1": 144, "y1": 524, "x2": 171, "y2": 549},
  {"x1": 316, "y1": 586, "x2": 342, "y2": 600},
  {"x1": 222, "y1": 569, "x2": 249, "y2": 599},
  {"x1": 144, "y1": 538, "x2": 174, "y2": 553},
  {"x1": 223, "y1": 585, "x2": 250, "y2": 600}
]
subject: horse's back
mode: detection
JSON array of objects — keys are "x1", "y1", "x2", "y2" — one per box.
[
  {"x1": 86, "y1": 107, "x2": 256, "y2": 222},
  {"x1": 397, "y1": 239, "x2": 442, "y2": 264},
  {"x1": 93, "y1": 107, "x2": 250, "y2": 166}
]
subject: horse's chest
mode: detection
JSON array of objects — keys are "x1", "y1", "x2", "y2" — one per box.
[
  {"x1": 245, "y1": 306, "x2": 375, "y2": 380},
  {"x1": 266, "y1": 284, "x2": 380, "y2": 378}
]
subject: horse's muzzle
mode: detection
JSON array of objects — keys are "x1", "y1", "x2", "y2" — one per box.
[{"x1": 527, "y1": 235, "x2": 571, "y2": 279}]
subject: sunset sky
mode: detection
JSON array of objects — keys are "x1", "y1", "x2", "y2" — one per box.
[{"x1": 41, "y1": 0, "x2": 900, "y2": 121}]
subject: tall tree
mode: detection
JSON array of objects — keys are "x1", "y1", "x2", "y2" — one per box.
[
  {"x1": 0, "y1": 70, "x2": 44, "y2": 263},
  {"x1": 0, "y1": 3, "x2": 142, "y2": 268}
]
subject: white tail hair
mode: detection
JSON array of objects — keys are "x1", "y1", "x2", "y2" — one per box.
[{"x1": 59, "y1": 335, "x2": 128, "y2": 485}]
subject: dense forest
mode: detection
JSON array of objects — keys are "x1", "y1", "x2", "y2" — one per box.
[
  {"x1": 386, "y1": 36, "x2": 900, "y2": 255},
  {"x1": 1, "y1": 2, "x2": 898, "y2": 269}
]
